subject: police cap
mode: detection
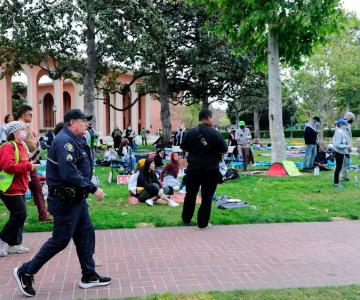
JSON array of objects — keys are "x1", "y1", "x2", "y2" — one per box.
[{"x1": 64, "y1": 109, "x2": 93, "y2": 123}]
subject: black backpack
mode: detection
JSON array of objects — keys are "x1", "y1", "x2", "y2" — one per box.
[{"x1": 225, "y1": 169, "x2": 239, "y2": 180}]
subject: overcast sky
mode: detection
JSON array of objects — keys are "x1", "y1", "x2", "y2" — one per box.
[{"x1": 343, "y1": 0, "x2": 360, "y2": 16}]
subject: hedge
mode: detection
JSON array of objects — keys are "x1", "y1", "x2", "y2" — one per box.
[{"x1": 220, "y1": 129, "x2": 360, "y2": 140}]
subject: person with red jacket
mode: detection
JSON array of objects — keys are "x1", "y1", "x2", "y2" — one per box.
[{"x1": 0, "y1": 121, "x2": 34, "y2": 257}]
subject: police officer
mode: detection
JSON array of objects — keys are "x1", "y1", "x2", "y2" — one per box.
[{"x1": 13, "y1": 109, "x2": 111, "y2": 297}]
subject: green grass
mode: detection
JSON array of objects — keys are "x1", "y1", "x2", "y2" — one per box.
[
  {"x1": 1, "y1": 144, "x2": 360, "y2": 232},
  {"x1": 114, "y1": 285, "x2": 360, "y2": 300}
]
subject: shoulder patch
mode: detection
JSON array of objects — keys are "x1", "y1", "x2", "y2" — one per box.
[
  {"x1": 66, "y1": 153, "x2": 73, "y2": 162},
  {"x1": 64, "y1": 143, "x2": 74, "y2": 152}
]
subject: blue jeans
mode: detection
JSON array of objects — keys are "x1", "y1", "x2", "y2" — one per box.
[{"x1": 304, "y1": 144, "x2": 317, "y2": 169}]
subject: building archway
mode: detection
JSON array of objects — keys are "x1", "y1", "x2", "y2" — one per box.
[
  {"x1": 63, "y1": 91, "x2": 71, "y2": 113},
  {"x1": 43, "y1": 93, "x2": 54, "y2": 128}
]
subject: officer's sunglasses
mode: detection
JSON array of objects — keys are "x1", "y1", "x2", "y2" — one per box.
[{"x1": 78, "y1": 118, "x2": 88, "y2": 123}]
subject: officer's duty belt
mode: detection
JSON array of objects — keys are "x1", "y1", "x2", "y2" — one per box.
[{"x1": 48, "y1": 187, "x2": 87, "y2": 200}]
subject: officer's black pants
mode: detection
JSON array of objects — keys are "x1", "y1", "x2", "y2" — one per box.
[
  {"x1": 182, "y1": 169, "x2": 218, "y2": 228},
  {"x1": 19, "y1": 196, "x2": 96, "y2": 276},
  {"x1": 0, "y1": 194, "x2": 26, "y2": 246}
]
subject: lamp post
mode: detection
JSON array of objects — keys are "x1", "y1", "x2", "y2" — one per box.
[{"x1": 53, "y1": 104, "x2": 57, "y2": 127}]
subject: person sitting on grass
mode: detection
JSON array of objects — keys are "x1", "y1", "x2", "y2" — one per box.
[
  {"x1": 136, "y1": 158, "x2": 179, "y2": 207},
  {"x1": 128, "y1": 159, "x2": 146, "y2": 196},
  {"x1": 160, "y1": 152, "x2": 182, "y2": 190},
  {"x1": 314, "y1": 144, "x2": 330, "y2": 171},
  {"x1": 118, "y1": 139, "x2": 136, "y2": 173},
  {"x1": 332, "y1": 119, "x2": 352, "y2": 189}
]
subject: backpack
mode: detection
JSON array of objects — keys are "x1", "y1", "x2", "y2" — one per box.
[
  {"x1": 225, "y1": 169, "x2": 239, "y2": 181},
  {"x1": 0, "y1": 142, "x2": 20, "y2": 192}
]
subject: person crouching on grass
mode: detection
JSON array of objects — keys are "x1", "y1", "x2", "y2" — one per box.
[
  {"x1": 0, "y1": 121, "x2": 35, "y2": 256},
  {"x1": 136, "y1": 158, "x2": 179, "y2": 207}
]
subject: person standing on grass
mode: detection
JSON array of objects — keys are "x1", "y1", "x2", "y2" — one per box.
[
  {"x1": 332, "y1": 119, "x2": 352, "y2": 189},
  {"x1": 13, "y1": 109, "x2": 111, "y2": 297},
  {"x1": 0, "y1": 121, "x2": 34, "y2": 257},
  {"x1": 111, "y1": 126, "x2": 123, "y2": 150},
  {"x1": 180, "y1": 109, "x2": 228, "y2": 229},
  {"x1": 303, "y1": 116, "x2": 321, "y2": 172},
  {"x1": 15, "y1": 105, "x2": 53, "y2": 222},
  {"x1": 341, "y1": 112, "x2": 355, "y2": 181},
  {"x1": 140, "y1": 127, "x2": 147, "y2": 146}
]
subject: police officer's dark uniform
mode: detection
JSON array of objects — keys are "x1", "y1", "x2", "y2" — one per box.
[
  {"x1": 180, "y1": 110, "x2": 228, "y2": 229},
  {"x1": 13, "y1": 109, "x2": 111, "y2": 297}
]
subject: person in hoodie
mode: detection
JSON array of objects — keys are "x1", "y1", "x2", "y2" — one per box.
[
  {"x1": 341, "y1": 112, "x2": 355, "y2": 181},
  {"x1": 332, "y1": 119, "x2": 352, "y2": 189},
  {"x1": 0, "y1": 121, "x2": 34, "y2": 257},
  {"x1": 302, "y1": 116, "x2": 321, "y2": 171}
]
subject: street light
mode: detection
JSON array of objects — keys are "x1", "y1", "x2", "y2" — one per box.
[{"x1": 53, "y1": 104, "x2": 57, "y2": 126}]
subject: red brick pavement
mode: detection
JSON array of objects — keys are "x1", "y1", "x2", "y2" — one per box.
[{"x1": 2, "y1": 221, "x2": 360, "y2": 299}]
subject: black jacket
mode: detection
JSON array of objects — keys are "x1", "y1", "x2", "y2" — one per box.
[
  {"x1": 181, "y1": 124, "x2": 228, "y2": 171},
  {"x1": 304, "y1": 126, "x2": 318, "y2": 145}
]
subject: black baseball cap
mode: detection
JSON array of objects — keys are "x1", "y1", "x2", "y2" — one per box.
[{"x1": 64, "y1": 109, "x2": 93, "y2": 123}]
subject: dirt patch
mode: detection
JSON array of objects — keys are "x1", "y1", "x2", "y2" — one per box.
[
  {"x1": 331, "y1": 216, "x2": 350, "y2": 222},
  {"x1": 136, "y1": 222, "x2": 156, "y2": 228}
]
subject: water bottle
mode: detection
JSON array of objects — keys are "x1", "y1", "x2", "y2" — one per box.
[
  {"x1": 355, "y1": 175, "x2": 359, "y2": 188},
  {"x1": 314, "y1": 166, "x2": 320, "y2": 176}
]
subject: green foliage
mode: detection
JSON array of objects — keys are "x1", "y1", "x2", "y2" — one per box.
[{"x1": 198, "y1": 0, "x2": 344, "y2": 68}]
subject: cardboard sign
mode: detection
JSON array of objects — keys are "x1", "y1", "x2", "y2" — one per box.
[
  {"x1": 117, "y1": 175, "x2": 130, "y2": 185},
  {"x1": 282, "y1": 160, "x2": 301, "y2": 177}
]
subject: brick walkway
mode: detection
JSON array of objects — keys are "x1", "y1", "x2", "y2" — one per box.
[{"x1": 2, "y1": 221, "x2": 360, "y2": 299}]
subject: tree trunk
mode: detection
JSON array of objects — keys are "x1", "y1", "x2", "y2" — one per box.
[
  {"x1": 268, "y1": 29, "x2": 286, "y2": 163},
  {"x1": 202, "y1": 98, "x2": 209, "y2": 109},
  {"x1": 235, "y1": 112, "x2": 240, "y2": 129},
  {"x1": 83, "y1": 16, "x2": 97, "y2": 129},
  {"x1": 346, "y1": 101, "x2": 350, "y2": 113},
  {"x1": 253, "y1": 109, "x2": 260, "y2": 138},
  {"x1": 159, "y1": 59, "x2": 172, "y2": 146},
  {"x1": 318, "y1": 84, "x2": 324, "y2": 142}
]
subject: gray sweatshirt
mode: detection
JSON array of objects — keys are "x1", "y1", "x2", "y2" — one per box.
[{"x1": 332, "y1": 128, "x2": 350, "y2": 155}]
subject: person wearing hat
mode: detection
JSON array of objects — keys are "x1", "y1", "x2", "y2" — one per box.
[
  {"x1": 332, "y1": 119, "x2": 352, "y2": 188},
  {"x1": 235, "y1": 121, "x2": 254, "y2": 170},
  {"x1": 128, "y1": 158, "x2": 146, "y2": 196},
  {"x1": 13, "y1": 109, "x2": 111, "y2": 297},
  {"x1": 0, "y1": 121, "x2": 35, "y2": 257},
  {"x1": 341, "y1": 112, "x2": 355, "y2": 181},
  {"x1": 302, "y1": 116, "x2": 321, "y2": 171}
]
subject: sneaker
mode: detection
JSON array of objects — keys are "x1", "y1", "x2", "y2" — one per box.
[
  {"x1": 145, "y1": 199, "x2": 154, "y2": 206},
  {"x1": 198, "y1": 223, "x2": 212, "y2": 230},
  {"x1": 334, "y1": 183, "x2": 345, "y2": 189},
  {"x1": 39, "y1": 214, "x2": 54, "y2": 223},
  {"x1": 8, "y1": 245, "x2": 30, "y2": 254},
  {"x1": 79, "y1": 272, "x2": 112, "y2": 289},
  {"x1": 13, "y1": 267, "x2": 36, "y2": 297},
  {"x1": 0, "y1": 239, "x2": 9, "y2": 257},
  {"x1": 168, "y1": 199, "x2": 179, "y2": 207}
]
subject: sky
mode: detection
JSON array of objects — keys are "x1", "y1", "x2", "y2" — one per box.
[
  {"x1": 343, "y1": 0, "x2": 360, "y2": 16},
  {"x1": 13, "y1": 0, "x2": 360, "y2": 87}
]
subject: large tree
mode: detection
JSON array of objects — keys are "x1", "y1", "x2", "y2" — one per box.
[
  {"x1": 197, "y1": 0, "x2": 343, "y2": 163},
  {"x1": 0, "y1": 0, "x2": 141, "y2": 129}
]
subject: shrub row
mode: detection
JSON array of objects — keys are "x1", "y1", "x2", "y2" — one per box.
[{"x1": 220, "y1": 129, "x2": 360, "y2": 140}]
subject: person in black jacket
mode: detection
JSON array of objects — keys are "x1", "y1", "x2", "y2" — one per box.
[
  {"x1": 137, "y1": 158, "x2": 179, "y2": 207},
  {"x1": 180, "y1": 109, "x2": 228, "y2": 229},
  {"x1": 303, "y1": 116, "x2": 321, "y2": 171}
]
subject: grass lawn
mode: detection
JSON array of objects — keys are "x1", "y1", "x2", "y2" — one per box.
[
  {"x1": 118, "y1": 285, "x2": 360, "y2": 300},
  {"x1": 1, "y1": 141, "x2": 360, "y2": 233}
]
